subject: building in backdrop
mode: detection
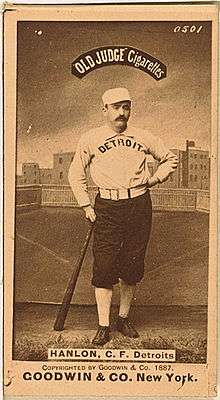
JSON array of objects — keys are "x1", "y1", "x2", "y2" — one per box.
[
  {"x1": 16, "y1": 142, "x2": 210, "y2": 190},
  {"x1": 40, "y1": 168, "x2": 53, "y2": 184},
  {"x1": 17, "y1": 152, "x2": 75, "y2": 185},
  {"x1": 52, "y1": 152, "x2": 74, "y2": 185},
  {"x1": 182, "y1": 140, "x2": 210, "y2": 190},
  {"x1": 22, "y1": 162, "x2": 40, "y2": 185}
]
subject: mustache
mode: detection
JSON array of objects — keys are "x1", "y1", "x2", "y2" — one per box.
[{"x1": 115, "y1": 117, "x2": 127, "y2": 121}]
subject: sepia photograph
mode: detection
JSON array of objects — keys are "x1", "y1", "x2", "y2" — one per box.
[{"x1": 4, "y1": 4, "x2": 218, "y2": 398}]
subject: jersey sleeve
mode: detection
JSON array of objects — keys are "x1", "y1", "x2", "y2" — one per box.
[
  {"x1": 68, "y1": 134, "x2": 92, "y2": 207},
  {"x1": 147, "y1": 134, "x2": 178, "y2": 183}
]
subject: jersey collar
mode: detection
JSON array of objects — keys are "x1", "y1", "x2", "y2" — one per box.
[{"x1": 104, "y1": 125, "x2": 134, "y2": 141}]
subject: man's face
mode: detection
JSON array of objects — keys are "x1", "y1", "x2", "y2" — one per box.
[{"x1": 103, "y1": 100, "x2": 131, "y2": 132}]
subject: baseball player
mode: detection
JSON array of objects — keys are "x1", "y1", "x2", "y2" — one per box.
[{"x1": 68, "y1": 87, "x2": 178, "y2": 346}]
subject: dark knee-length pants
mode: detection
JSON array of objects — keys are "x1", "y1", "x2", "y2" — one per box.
[{"x1": 92, "y1": 191, "x2": 152, "y2": 288}]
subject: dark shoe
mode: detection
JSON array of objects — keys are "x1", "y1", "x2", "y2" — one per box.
[
  {"x1": 117, "y1": 317, "x2": 139, "y2": 338},
  {"x1": 92, "y1": 325, "x2": 110, "y2": 346}
]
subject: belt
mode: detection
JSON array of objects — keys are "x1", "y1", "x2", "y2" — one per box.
[{"x1": 99, "y1": 186, "x2": 147, "y2": 201}]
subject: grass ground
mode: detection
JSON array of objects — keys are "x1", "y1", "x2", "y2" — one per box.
[{"x1": 13, "y1": 304, "x2": 207, "y2": 363}]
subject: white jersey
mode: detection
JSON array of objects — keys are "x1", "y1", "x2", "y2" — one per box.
[{"x1": 68, "y1": 125, "x2": 178, "y2": 207}]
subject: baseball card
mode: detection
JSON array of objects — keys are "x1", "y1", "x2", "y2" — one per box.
[{"x1": 3, "y1": 2, "x2": 218, "y2": 398}]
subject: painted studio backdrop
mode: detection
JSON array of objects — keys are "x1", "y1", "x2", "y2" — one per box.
[{"x1": 14, "y1": 21, "x2": 210, "y2": 363}]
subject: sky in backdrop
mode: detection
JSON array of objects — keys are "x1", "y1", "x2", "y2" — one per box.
[{"x1": 17, "y1": 21, "x2": 211, "y2": 172}]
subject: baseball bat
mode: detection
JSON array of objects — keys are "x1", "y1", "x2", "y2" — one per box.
[{"x1": 54, "y1": 222, "x2": 94, "y2": 331}]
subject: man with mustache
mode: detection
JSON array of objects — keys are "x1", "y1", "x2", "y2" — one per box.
[{"x1": 68, "y1": 88, "x2": 178, "y2": 345}]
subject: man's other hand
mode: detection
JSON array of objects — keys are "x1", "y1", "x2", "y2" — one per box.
[
  {"x1": 170, "y1": 158, "x2": 178, "y2": 170},
  {"x1": 83, "y1": 205, "x2": 96, "y2": 222}
]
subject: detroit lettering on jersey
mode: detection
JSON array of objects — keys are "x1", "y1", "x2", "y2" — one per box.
[
  {"x1": 68, "y1": 125, "x2": 177, "y2": 207},
  {"x1": 98, "y1": 136, "x2": 148, "y2": 154}
]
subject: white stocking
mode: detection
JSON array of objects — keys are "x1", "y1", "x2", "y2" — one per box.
[
  {"x1": 95, "y1": 287, "x2": 113, "y2": 327},
  {"x1": 119, "y1": 279, "x2": 136, "y2": 318}
]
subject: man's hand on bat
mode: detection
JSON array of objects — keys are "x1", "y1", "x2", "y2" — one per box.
[{"x1": 83, "y1": 205, "x2": 96, "y2": 223}]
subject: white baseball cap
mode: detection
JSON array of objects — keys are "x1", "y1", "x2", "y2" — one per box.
[{"x1": 102, "y1": 87, "x2": 131, "y2": 106}]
